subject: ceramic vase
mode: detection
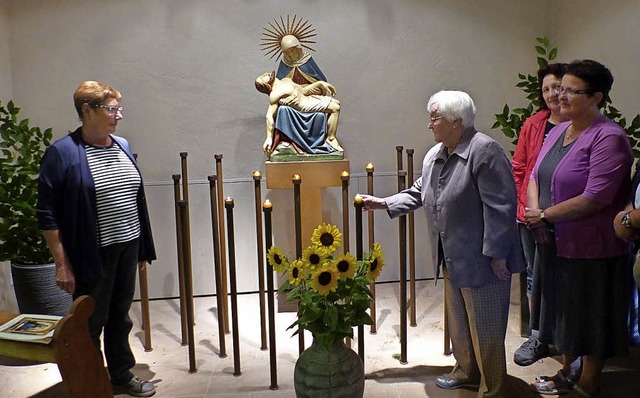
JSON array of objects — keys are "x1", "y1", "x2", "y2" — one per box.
[{"x1": 294, "y1": 337, "x2": 365, "y2": 398}]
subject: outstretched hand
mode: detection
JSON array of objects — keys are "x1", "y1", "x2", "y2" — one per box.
[{"x1": 358, "y1": 194, "x2": 388, "y2": 211}]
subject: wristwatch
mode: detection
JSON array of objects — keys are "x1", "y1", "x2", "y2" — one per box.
[
  {"x1": 622, "y1": 211, "x2": 633, "y2": 228},
  {"x1": 540, "y1": 210, "x2": 551, "y2": 225}
]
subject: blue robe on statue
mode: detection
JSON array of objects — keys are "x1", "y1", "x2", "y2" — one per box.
[{"x1": 273, "y1": 57, "x2": 337, "y2": 154}]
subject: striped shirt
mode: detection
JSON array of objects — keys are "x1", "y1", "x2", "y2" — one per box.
[{"x1": 85, "y1": 141, "x2": 141, "y2": 247}]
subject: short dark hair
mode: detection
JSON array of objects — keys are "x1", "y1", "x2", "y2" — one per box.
[
  {"x1": 565, "y1": 59, "x2": 613, "y2": 108},
  {"x1": 537, "y1": 63, "x2": 567, "y2": 110}
]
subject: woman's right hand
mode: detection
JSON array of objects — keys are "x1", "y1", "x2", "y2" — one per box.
[{"x1": 358, "y1": 194, "x2": 388, "y2": 211}]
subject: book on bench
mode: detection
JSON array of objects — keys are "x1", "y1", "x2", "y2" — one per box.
[{"x1": 0, "y1": 314, "x2": 62, "y2": 344}]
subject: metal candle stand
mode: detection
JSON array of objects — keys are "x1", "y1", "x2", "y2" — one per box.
[
  {"x1": 366, "y1": 163, "x2": 377, "y2": 335},
  {"x1": 207, "y1": 175, "x2": 227, "y2": 358},
  {"x1": 180, "y1": 153, "x2": 196, "y2": 339},
  {"x1": 353, "y1": 195, "x2": 365, "y2": 365},
  {"x1": 133, "y1": 153, "x2": 152, "y2": 352},
  {"x1": 224, "y1": 198, "x2": 242, "y2": 376},
  {"x1": 172, "y1": 174, "x2": 188, "y2": 346},
  {"x1": 397, "y1": 170, "x2": 408, "y2": 365},
  {"x1": 214, "y1": 154, "x2": 230, "y2": 335},
  {"x1": 341, "y1": 172, "x2": 353, "y2": 348},
  {"x1": 178, "y1": 201, "x2": 197, "y2": 373},
  {"x1": 263, "y1": 200, "x2": 279, "y2": 390},
  {"x1": 292, "y1": 174, "x2": 305, "y2": 354},
  {"x1": 253, "y1": 172, "x2": 268, "y2": 351}
]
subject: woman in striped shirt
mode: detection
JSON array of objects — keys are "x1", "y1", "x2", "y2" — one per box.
[{"x1": 37, "y1": 81, "x2": 157, "y2": 397}]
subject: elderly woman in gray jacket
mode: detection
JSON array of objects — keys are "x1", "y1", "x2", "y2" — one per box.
[{"x1": 361, "y1": 90, "x2": 524, "y2": 398}]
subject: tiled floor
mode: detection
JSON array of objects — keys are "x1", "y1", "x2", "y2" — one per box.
[{"x1": 1, "y1": 279, "x2": 639, "y2": 397}]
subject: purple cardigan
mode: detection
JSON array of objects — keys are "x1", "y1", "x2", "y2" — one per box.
[{"x1": 531, "y1": 114, "x2": 632, "y2": 259}]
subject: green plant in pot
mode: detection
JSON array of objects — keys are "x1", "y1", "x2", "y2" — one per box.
[{"x1": 0, "y1": 99, "x2": 70, "y2": 315}]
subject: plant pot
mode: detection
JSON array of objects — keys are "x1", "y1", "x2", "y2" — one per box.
[
  {"x1": 10, "y1": 262, "x2": 72, "y2": 316},
  {"x1": 294, "y1": 338, "x2": 365, "y2": 398}
]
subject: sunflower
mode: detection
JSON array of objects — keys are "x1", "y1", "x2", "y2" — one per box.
[
  {"x1": 310, "y1": 265, "x2": 339, "y2": 296},
  {"x1": 301, "y1": 245, "x2": 326, "y2": 270},
  {"x1": 311, "y1": 223, "x2": 342, "y2": 254},
  {"x1": 288, "y1": 260, "x2": 306, "y2": 285},
  {"x1": 267, "y1": 246, "x2": 289, "y2": 273},
  {"x1": 367, "y1": 243, "x2": 385, "y2": 281},
  {"x1": 332, "y1": 253, "x2": 357, "y2": 280}
]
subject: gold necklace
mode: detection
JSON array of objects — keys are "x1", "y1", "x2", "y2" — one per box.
[{"x1": 564, "y1": 125, "x2": 581, "y2": 142}]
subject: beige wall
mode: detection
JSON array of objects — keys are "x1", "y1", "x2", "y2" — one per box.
[
  {"x1": 11, "y1": 1, "x2": 635, "y2": 303},
  {"x1": 0, "y1": 0, "x2": 12, "y2": 100},
  {"x1": 0, "y1": 1, "x2": 18, "y2": 313},
  {"x1": 550, "y1": 0, "x2": 640, "y2": 122}
]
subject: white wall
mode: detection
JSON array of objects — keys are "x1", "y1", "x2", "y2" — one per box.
[
  {"x1": 3, "y1": 0, "x2": 553, "y2": 299},
  {"x1": 0, "y1": 0, "x2": 12, "y2": 100},
  {"x1": 550, "y1": 1, "x2": 640, "y2": 123},
  {"x1": 0, "y1": 0, "x2": 18, "y2": 313}
]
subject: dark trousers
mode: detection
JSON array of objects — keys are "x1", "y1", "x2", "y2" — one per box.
[
  {"x1": 529, "y1": 237, "x2": 556, "y2": 343},
  {"x1": 75, "y1": 238, "x2": 139, "y2": 383}
]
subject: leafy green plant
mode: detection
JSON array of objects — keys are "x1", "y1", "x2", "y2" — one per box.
[
  {"x1": 492, "y1": 37, "x2": 557, "y2": 148},
  {"x1": 493, "y1": 36, "x2": 640, "y2": 157},
  {"x1": 0, "y1": 100, "x2": 54, "y2": 264},
  {"x1": 267, "y1": 223, "x2": 384, "y2": 348}
]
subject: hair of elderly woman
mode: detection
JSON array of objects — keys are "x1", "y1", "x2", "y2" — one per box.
[
  {"x1": 537, "y1": 62, "x2": 568, "y2": 110},
  {"x1": 427, "y1": 90, "x2": 476, "y2": 128},
  {"x1": 73, "y1": 81, "x2": 121, "y2": 120},
  {"x1": 565, "y1": 59, "x2": 613, "y2": 109}
]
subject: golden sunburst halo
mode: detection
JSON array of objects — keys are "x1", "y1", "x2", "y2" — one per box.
[
  {"x1": 310, "y1": 265, "x2": 339, "y2": 296},
  {"x1": 301, "y1": 245, "x2": 326, "y2": 270},
  {"x1": 260, "y1": 14, "x2": 317, "y2": 60},
  {"x1": 332, "y1": 253, "x2": 357, "y2": 280},
  {"x1": 367, "y1": 243, "x2": 385, "y2": 281},
  {"x1": 288, "y1": 259, "x2": 306, "y2": 285},
  {"x1": 311, "y1": 223, "x2": 342, "y2": 255},
  {"x1": 267, "y1": 246, "x2": 289, "y2": 273}
]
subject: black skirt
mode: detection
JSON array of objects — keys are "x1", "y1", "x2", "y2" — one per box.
[{"x1": 554, "y1": 255, "x2": 629, "y2": 359}]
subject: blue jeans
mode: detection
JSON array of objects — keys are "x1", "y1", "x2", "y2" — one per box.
[
  {"x1": 75, "y1": 238, "x2": 139, "y2": 383},
  {"x1": 518, "y1": 222, "x2": 536, "y2": 298}
]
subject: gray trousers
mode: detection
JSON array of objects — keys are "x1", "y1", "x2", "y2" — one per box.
[{"x1": 444, "y1": 267, "x2": 511, "y2": 398}]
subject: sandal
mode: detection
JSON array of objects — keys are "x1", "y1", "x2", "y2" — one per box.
[{"x1": 530, "y1": 369, "x2": 574, "y2": 395}]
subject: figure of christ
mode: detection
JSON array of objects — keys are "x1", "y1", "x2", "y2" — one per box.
[{"x1": 255, "y1": 71, "x2": 342, "y2": 156}]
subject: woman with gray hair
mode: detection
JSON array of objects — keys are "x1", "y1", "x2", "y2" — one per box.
[{"x1": 361, "y1": 90, "x2": 524, "y2": 397}]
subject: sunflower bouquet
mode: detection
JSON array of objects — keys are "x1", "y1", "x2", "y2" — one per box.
[{"x1": 267, "y1": 223, "x2": 385, "y2": 348}]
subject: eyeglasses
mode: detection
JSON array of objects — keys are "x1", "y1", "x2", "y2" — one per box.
[
  {"x1": 94, "y1": 104, "x2": 123, "y2": 115},
  {"x1": 541, "y1": 85, "x2": 561, "y2": 95},
  {"x1": 555, "y1": 86, "x2": 592, "y2": 96},
  {"x1": 429, "y1": 115, "x2": 445, "y2": 123}
]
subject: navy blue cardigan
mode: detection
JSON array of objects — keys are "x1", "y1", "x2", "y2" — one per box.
[{"x1": 37, "y1": 128, "x2": 156, "y2": 284}]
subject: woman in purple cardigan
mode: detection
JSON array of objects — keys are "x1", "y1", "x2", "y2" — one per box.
[{"x1": 525, "y1": 60, "x2": 632, "y2": 398}]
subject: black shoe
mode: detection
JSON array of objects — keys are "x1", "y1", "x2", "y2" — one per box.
[
  {"x1": 435, "y1": 374, "x2": 480, "y2": 390},
  {"x1": 112, "y1": 376, "x2": 156, "y2": 397},
  {"x1": 514, "y1": 336, "x2": 549, "y2": 366}
]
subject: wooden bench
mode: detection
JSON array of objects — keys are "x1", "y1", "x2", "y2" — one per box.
[{"x1": 0, "y1": 295, "x2": 113, "y2": 397}]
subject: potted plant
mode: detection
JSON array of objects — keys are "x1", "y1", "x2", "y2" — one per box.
[
  {"x1": 0, "y1": 99, "x2": 71, "y2": 315},
  {"x1": 267, "y1": 223, "x2": 385, "y2": 398}
]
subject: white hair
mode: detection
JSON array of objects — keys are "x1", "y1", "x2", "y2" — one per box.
[{"x1": 427, "y1": 90, "x2": 476, "y2": 128}]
